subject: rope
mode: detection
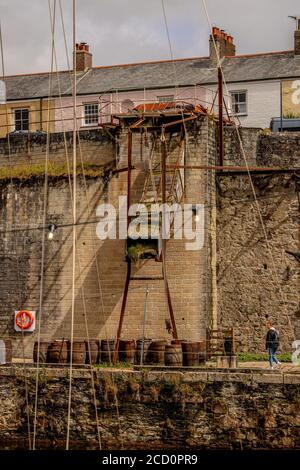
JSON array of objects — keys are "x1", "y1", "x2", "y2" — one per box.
[
  {"x1": 77, "y1": 132, "x2": 124, "y2": 449},
  {"x1": 66, "y1": 0, "x2": 77, "y2": 451},
  {"x1": 0, "y1": 18, "x2": 32, "y2": 451},
  {"x1": 201, "y1": 0, "x2": 296, "y2": 344},
  {"x1": 54, "y1": 1, "x2": 102, "y2": 449},
  {"x1": 160, "y1": 0, "x2": 191, "y2": 154},
  {"x1": 32, "y1": 0, "x2": 57, "y2": 450}
]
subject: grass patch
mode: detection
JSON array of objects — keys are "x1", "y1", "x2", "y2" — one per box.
[
  {"x1": 93, "y1": 361, "x2": 134, "y2": 369},
  {"x1": 0, "y1": 162, "x2": 114, "y2": 181},
  {"x1": 238, "y1": 352, "x2": 292, "y2": 363}
]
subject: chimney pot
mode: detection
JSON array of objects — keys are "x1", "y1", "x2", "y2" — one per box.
[
  {"x1": 212, "y1": 26, "x2": 221, "y2": 38},
  {"x1": 209, "y1": 26, "x2": 236, "y2": 66}
]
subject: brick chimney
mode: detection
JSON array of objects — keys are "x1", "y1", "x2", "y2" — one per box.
[
  {"x1": 75, "y1": 42, "x2": 92, "y2": 72},
  {"x1": 209, "y1": 27, "x2": 236, "y2": 67},
  {"x1": 295, "y1": 19, "x2": 300, "y2": 56}
]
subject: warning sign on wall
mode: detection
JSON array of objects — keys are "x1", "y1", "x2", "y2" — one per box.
[{"x1": 14, "y1": 310, "x2": 36, "y2": 332}]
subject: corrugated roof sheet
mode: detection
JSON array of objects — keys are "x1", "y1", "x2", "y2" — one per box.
[{"x1": 2, "y1": 51, "x2": 300, "y2": 101}]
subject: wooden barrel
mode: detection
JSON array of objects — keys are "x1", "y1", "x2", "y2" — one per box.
[
  {"x1": 165, "y1": 344, "x2": 182, "y2": 366},
  {"x1": 33, "y1": 341, "x2": 49, "y2": 363},
  {"x1": 100, "y1": 339, "x2": 115, "y2": 363},
  {"x1": 119, "y1": 340, "x2": 135, "y2": 364},
  {"x1": 182, "y1": 341, "x2": 201, "y2": 367},
  {"x1": 134, "y1": 338, "x2": 152, "y2": 365},
  {"x1": 198, "y1": 340, "x2": 207, "y2": 364},
  {"x1": 0, "y1": 339, "x2": 12, "y2": 364},
  {"x1": 47, "y1": 340, "x2": 69, "y2": 364},
  {"x1": 171, "y1": 339, "x2": 186, "y2": 346},
  {"x1": 71, "y1": 341, "x2": 86, "y2": 364},
  {"x1": 85, "y1": 339, "x2": 99, "y2": 364},
  {"x1": 147, "y1": 340, "x2": 168, "y2": 365}
]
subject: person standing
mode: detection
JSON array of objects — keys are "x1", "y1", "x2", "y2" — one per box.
[{"x1": 266, "y1": 321, "x2": 281, "y2": 369}]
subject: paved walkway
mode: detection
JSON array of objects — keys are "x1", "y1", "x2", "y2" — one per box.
[
  {"x1": 238, "y1": 361, "x2": 300, "y2": 372},
  {"x1": 9, "y1": 358, "x2": 300, "y2": 372}
]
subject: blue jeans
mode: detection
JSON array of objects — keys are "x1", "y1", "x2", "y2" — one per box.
[{"x1": 268, "y1": 347, "x2": 279, "y2": 367}]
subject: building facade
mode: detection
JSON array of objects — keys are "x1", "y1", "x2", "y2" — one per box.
[{"x1": 1, "y1": 21, "x2": 300, "y2": 136}]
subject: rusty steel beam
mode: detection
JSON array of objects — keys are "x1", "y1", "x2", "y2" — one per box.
[
  {"x1": 113, "y1": 131, "x2": 133, "y2": 365},
  {"x1": 218, "y1": 67, "x2": 224, "y2": 168},
  {"x1": 162, "y1": 114, "x2": 199, "y2": 129},
  {"x1": 113, "y1": 260, "x2": 132, "y2": 364},
  {"x1": 161, "y1": 139, "x2": 178, "y2": 340},
  {"x1": 127, "y1": 131, "x2": 133, "y2": 225}
]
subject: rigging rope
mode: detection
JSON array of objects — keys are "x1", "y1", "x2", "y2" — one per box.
[
  {"x1": 161, "y1": 0, "x2": 191, "y2": 166},
  {"x1": 55, "y1": 0, "x2": 102, "y2": 448},
  {"x1": 201, "y1": 0, "x2": 296, "y2": 344},
  {"x1": 0, "y1": 18, "x2": 32, "y2": 451},
  {"x1": 66, "y1": 0, "x2": 77, "y2": 451},
  {"x1": 32, "y1": 0, "x2": 57, "y2": 450},
  {"x1": 77, "y1": 133, "x2": 124, "y2": 449}
]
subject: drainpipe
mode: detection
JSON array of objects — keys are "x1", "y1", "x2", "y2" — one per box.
[
  {"x1": 39, "y1": 97, "x2": 43, "y2": 131},
  {"x1": 218, "y1": 67, "x2": 224, "y2": 167},
  {"x1": 280, "y1": 81, "x2": 283, "y2": 132}
]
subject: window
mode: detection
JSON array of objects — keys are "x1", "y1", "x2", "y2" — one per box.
[
  {"x1": 84, "y1": 103, "x2": 99, "y2": 126},
  {"x1": 14, "y1": 108, "x2": 29, "y2": 131},
  {"x1": 230, "y1": 91, "x2": 247, "y2": 116},
  {"x1": 157, "y1": 95, "x2": 174, "y2": 103}
]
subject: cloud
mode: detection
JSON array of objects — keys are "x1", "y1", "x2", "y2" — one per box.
[{"x1": 0, "y1": 0, "x2": 299, "y2": 75}]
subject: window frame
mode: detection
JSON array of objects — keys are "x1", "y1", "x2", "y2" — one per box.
[
  {"x1": 83, "y1": 102, "x2": 99, "y2": 127},
  {"x1": 14, "y1": 108, "x2": 30, "y2": 131},
  {"x1": 230, "y1": 90, "x2": 248, "y2": 117}
]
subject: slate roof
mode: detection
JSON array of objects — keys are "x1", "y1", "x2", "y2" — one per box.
[{"x1": 3, "y1": 51, "x2": 300, "y2": 101}]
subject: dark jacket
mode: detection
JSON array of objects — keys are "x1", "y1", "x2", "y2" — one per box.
[{"x1": 266, "y1": 328, "x2": 279, "y2": 350}]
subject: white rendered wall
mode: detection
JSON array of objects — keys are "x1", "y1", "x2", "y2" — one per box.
[{"x1": 208, "y1": 80, "x2": 281, "y2": 129}]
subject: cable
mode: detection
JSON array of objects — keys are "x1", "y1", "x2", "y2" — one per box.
[
  {"x1": 56, "y1": 1, "x2": 102, "y2": 445},
  {"x1": 0, "y1": 182, "x2": 297, "y2": 236},
  {"x1": 160, "y1": 0, "x2": 191, "y2": 156},
  {"x1": 77, "y1": 133, "x2": 124, "y2": 448},
  {"x1": 0, "y1": 18, "x2": 32, "y2": 451},
  {"x1": 201, "y1": 0, "x2": 296, "y2": 345},
  {"x1": 66, "y1": 0, "x2": 76, "y2": 451},
  {"x1": 32, "y1": 0, "x2": 57, "y2": 450}
]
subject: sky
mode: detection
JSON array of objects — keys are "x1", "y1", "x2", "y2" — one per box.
[{"x1": 0, "y1": 0, "x2": 299, "y2": 75}]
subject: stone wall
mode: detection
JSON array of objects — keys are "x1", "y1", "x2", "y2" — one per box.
[
  {"x1": 0, "y1": 119, "x2": 217, "y2": 357},
  {"x1": 0, "y1": 129, "x2": 115, "y2": 168},
  {"x1": 1, "y1": 121, "x2": 299, "y2": 357},
  {"x1": 217, "y1": 173, "x2": 300, "y2": 352},
  {"x1": 257, "y1": 132, "x2": 300, "y2": 167},
  {"x1": 224, "y1": 128, "x2": 300, "y2": 169},
  {"x1": 224, "y1": 127, "x2": 261, "y2": 166},
  {"x1": 1, "y1": 366, "x2": 300, "y2": 450}
]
